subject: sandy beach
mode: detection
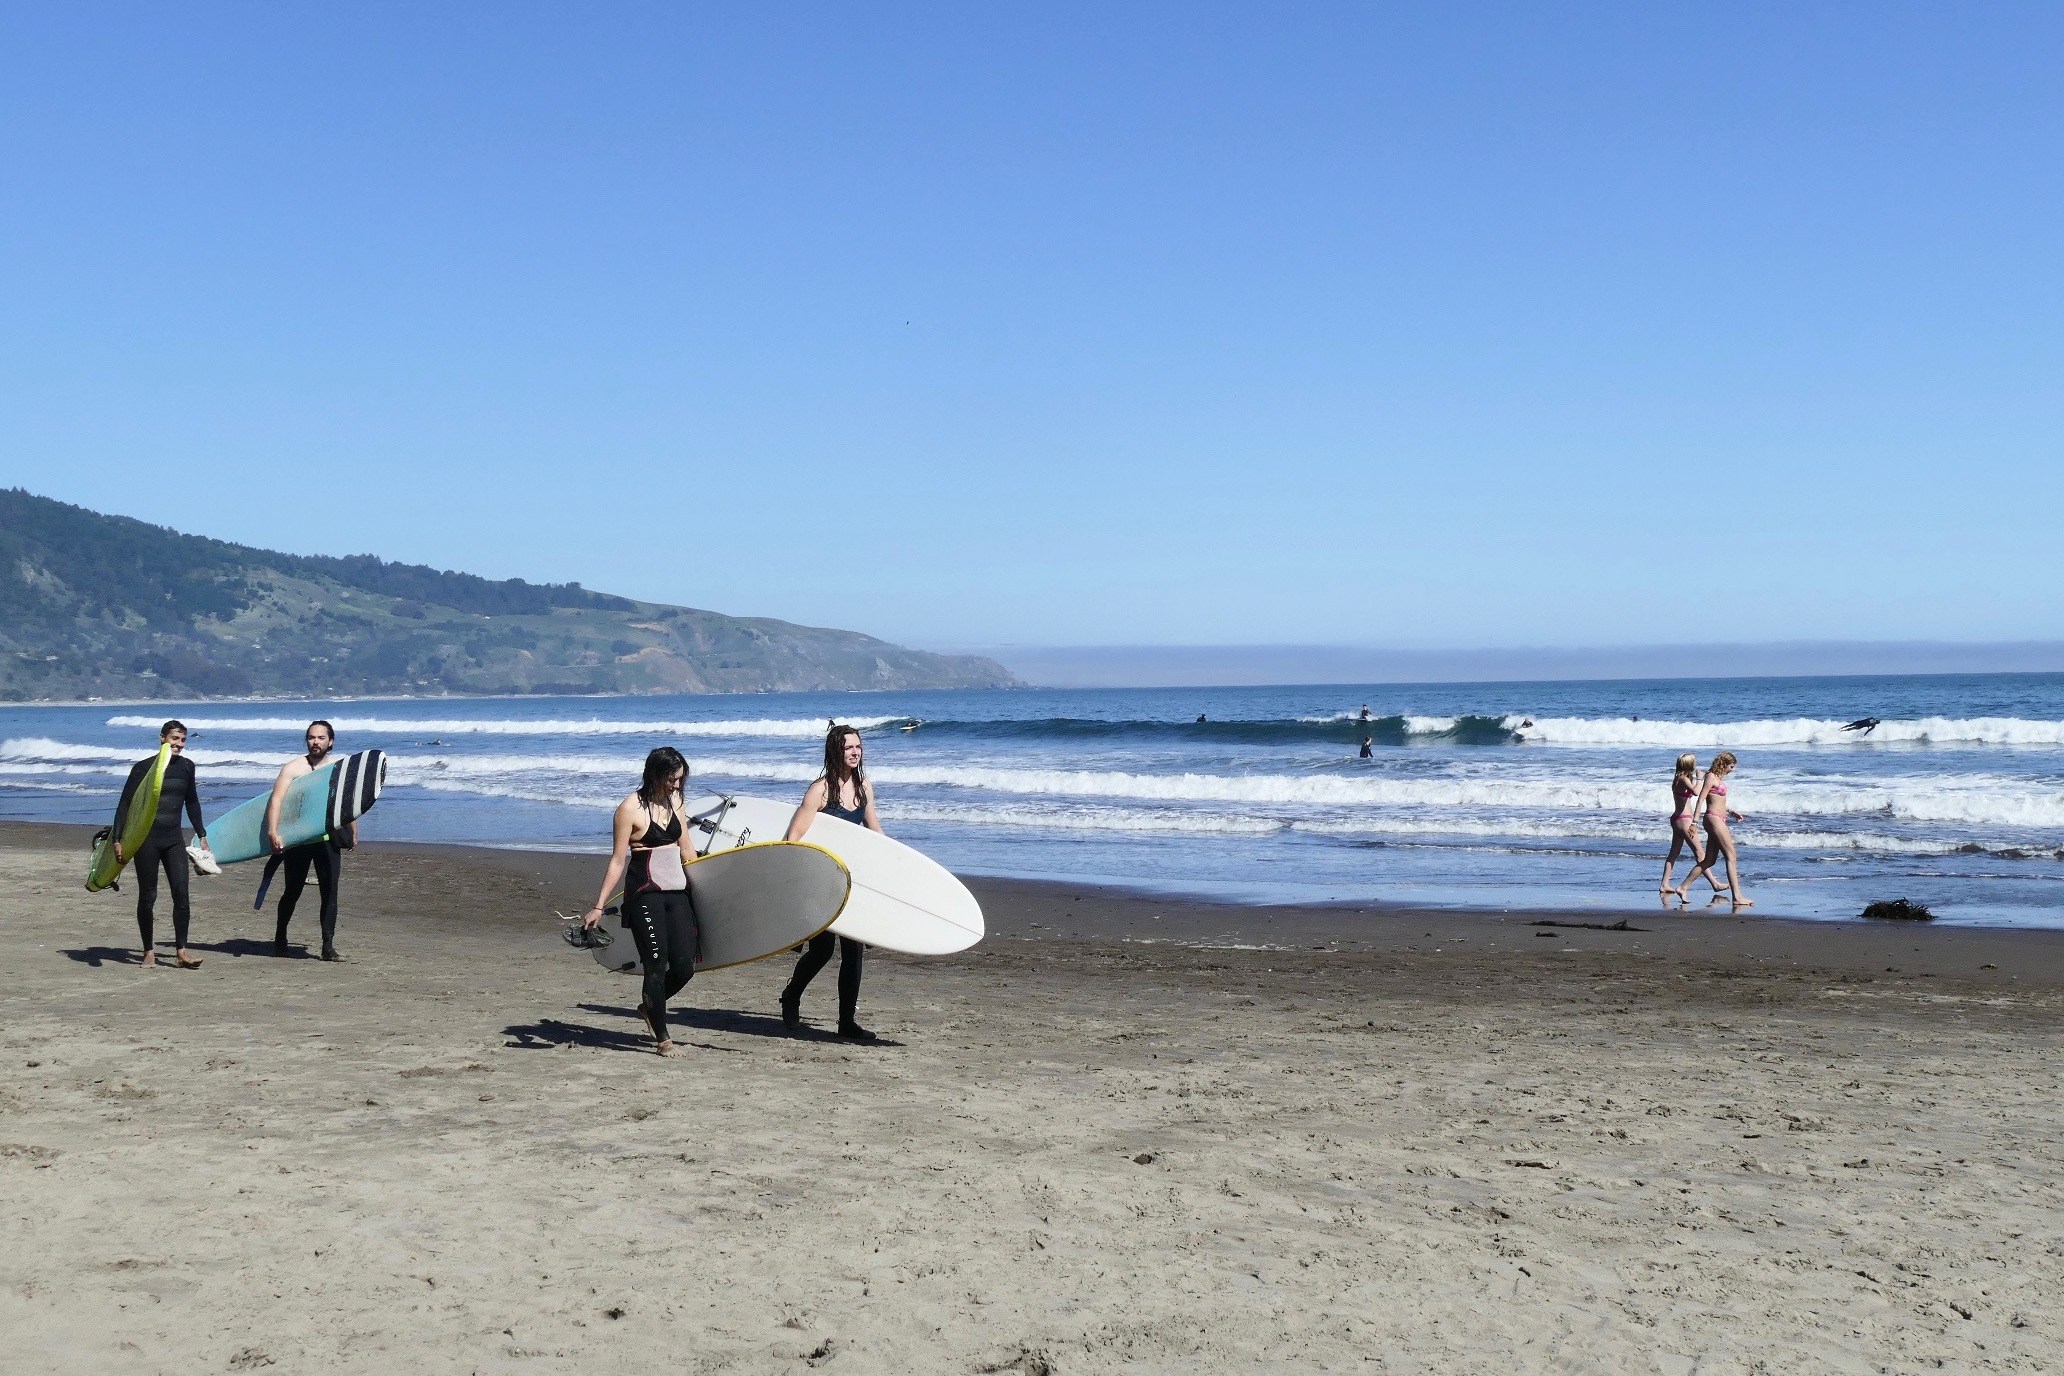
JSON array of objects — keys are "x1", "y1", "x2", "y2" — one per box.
[{"x1": 4, "y1": 820, "x2": 2062, "y2": 1373}]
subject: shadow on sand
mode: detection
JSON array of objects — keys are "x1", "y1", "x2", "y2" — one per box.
[{"x1": 59, "y1": 946, "x2": 144, "y2": 968}]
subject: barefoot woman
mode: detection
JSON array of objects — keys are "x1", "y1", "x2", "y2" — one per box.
[
  {"x1": 779, "y1": 724, "x2": 880, "y2": 1041},
  {"x1": 1658, "y1": 753, "x2": 1723, "y2": 903},
  {"x1": 1679, "y1": 751, "x2": 1752, "y2": 909},
  {"x1": 581, "y1": 748, "x2": 697, "y2": 1056}
]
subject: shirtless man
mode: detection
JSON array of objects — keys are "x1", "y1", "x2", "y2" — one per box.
[{"x1": 265, "y1": 720, "x2": 355, "y2": 961}]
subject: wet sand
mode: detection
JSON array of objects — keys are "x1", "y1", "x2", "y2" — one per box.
[{"x1": 3, "y1": 822, "x2": 2062, "y2": 1372}]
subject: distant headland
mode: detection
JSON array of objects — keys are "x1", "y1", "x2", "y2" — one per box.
[{"x1": 0, "y1": 489, "x2": 1018, "y2": 701}]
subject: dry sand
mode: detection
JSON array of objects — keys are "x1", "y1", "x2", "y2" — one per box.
[{"x1": 3, "y1": 822, "x2": 2062, "y2": 1373}]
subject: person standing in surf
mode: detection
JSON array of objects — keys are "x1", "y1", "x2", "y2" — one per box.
[
  {"x1": 779, "y1": 723, "x2": 882, "y2": 1042},
  {"x1": 1658, "y1": 752, "x2": 1724, "y2": 904},
  {"x1": 581, "y1": 748, "x2": 697, "y2": 1058},
  {"x1": 113, "y1": 719, "x2": 212, "y2": 969},
  {"x1": 1675, "y1": 751, "x2": 1752, "y2": 909},
  {"x1": 265, "y1": 720, "x2": 356, "y2": 961}
]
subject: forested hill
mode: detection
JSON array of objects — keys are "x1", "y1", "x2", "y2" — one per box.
[{"x1": 0, "y1": 490, "x2": 1017, "y2": 699}]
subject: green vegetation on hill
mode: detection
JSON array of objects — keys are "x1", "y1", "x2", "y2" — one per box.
[{"x1": 0, "y1": 490, "x2": 1017, "y2": 700}]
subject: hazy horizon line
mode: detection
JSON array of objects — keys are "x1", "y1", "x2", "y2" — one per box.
[{"x1": 962, "y1": 639, "x2": 2064, "y2": 689}]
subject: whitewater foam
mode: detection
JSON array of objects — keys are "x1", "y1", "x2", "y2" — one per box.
[
  {"x1": 1510, "y1": 714, "x2": 2064, "y2": 749},
  {"x1": 103, "y1": 714, "x2": 907, "y2": 739}
]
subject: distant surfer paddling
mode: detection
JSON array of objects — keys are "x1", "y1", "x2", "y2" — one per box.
[
  {"x1": 1842, "y1": 718, "x2": 1880, "y2": 736},
  {"x1": 580, "y1": 748, "x2": 697, "y2": 1058},
  {"x1": 265, "y1": 720, "x2": 354, "y2": 961},
  {"x1": 779, "y1": 724, "x2": 881, "y2": 1042},
  {"x1": 113, "y1": 720, "x2": 211, "y2": 969}
]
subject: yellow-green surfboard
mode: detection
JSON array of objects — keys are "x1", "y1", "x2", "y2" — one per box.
[{"x1": 86, "y1": 743, "x2": 172, "y2": 892}]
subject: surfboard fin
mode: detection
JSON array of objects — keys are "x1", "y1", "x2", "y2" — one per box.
[{"x1": 252, "y1": 852, "x2": 286, "y2": 911}]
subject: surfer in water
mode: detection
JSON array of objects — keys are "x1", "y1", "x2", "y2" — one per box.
[
  {"x1": 113, "y1": 720, "x2": 211, "y2": 969},
  {"x1": 1359, "y1": 736, "x2": 1373, "y2": 759},
  {"x1": 581, "y1": 748, "x2": 696, "y2": 1058},
  {"x1": 265, "y1": 720, "x2": 355, "y2": 961},
  {"x1": 1842, "y1": 718, "x2": 1880, "y2": 736},
  {"x1": 1674, "y1": 751, "x2": 1752, "y2": 909},
  {"x1": 779, "y1": 723, "x2": 882, "y2": 1042}
]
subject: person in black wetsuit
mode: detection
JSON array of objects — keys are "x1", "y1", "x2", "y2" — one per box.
[
  {"x1": 780, "y1": 723, "x2": 883, "y2": 1041},
  {"x1": 265, "y1": 720, "x2": 355, "y2": 961},
  {"x1": 1359, "y1": 736, "x2": 1373, "y2": 758},
  {"x1": 113, "y1": 720, "x2": 212, "y2": 969},
  {"x1": 581, "y1": 748, "x2": 696, "y2": 1057}
]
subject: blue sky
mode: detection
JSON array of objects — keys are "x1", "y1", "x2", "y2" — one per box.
[{"x1": 2, "y1": 4, "x2": 2058, "y2": 657}]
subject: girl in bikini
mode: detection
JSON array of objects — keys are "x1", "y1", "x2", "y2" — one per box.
[
  {"x1": 581, "y1": 747, "x2": 697, "y2": 1056},
  {"x1": 1675, "y1": 750, "x2": 1752, "y2": 909},
  {"x1": 1659, "y1": 753, "x2": 1708, "y2": 903}
]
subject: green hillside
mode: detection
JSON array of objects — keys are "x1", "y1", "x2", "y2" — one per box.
[{"x1": 0, "y1": 490, "x2": 1016, "y2": 699}]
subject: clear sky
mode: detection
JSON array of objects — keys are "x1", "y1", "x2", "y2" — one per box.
[{"x1": 2, "y1": 4, "x2": 2058, "y2": 657}]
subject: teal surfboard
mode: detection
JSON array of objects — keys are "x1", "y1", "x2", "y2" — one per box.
[{"x1": 208, "y1": 750, "x2": 387, "y2": 866}]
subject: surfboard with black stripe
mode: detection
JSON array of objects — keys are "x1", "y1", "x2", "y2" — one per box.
[{"x1": 327, "y1": 749, "x2": 386, "y2": 833}]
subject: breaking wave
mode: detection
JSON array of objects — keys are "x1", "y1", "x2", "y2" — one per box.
[{"x1": 103, "y1": 714, "x2": 906, "y2": 739}]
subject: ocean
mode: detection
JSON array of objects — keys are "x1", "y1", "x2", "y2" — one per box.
[{"x1": 4, "y1": 673, "x2": 2061, "y2": 927}]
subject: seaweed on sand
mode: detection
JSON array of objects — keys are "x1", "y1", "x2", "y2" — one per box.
[{"x1": 1861, "y1": 898, "x2": 1935, "y2": 921}]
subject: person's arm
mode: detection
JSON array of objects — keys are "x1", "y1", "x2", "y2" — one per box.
[
  {"x1": 263, "y1": 761, "x2": 299, "y2": 854},
  {"x1": 860, "y1": 782, "x2": 885, "y2": 836},
  {"x1": 583, "y1": 798, "x2": 640, "y2": 928},
  {"x1": 182, "y1": 759, "x2": 209, "y2": 844},
  {"x1": 111, "y1": 757, "x2": 151, "y2": 862},
  {"x1": 785, "y1": 779, "x2": 829, "y2": 842}
]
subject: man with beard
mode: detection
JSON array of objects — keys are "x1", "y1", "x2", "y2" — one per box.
[{"x1": 264, "y1": 719, "x2": 356, "y2": 961}]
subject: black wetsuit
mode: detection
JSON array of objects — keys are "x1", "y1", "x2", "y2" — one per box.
[
  {"x1": 274, "y1": 752, "x2": 347, "y2": 955},
  {"x1": 1359, "y1": 741, "x2": 1373, "y2": 758},
  {"x1": 276, "y1": 838, "x2": 342, "y2": 954},
  {"x1": 115, "y1": 753, "x2": 206, "y2": 952},
  {"x1": 622, "y1": 806, "x2": 697, "y2": 1039},
  {"x1": 782, "y1": 789, "x2": 868, "y2": 1031}
]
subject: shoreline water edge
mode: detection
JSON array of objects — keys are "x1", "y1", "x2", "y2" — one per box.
[{"x1": 4, "y1": 672, "x2": 2062, "y2": 928}]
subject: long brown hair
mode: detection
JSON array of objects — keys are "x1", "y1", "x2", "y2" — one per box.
[
  {"x1": 638, "y1": 747, "x2": 688, "y2": 807},
  {"x1": 822, "y1": 724, "x2": 867, "y2": 810}
]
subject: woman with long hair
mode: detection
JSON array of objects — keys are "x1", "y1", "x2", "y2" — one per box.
[
  {"x1": 1676, "y1": 751, "x2": 1752, "y2": 909},
  {"x1": 779, "y1": 723, "x2": 882, "y2": 1041},
  {"x1": 1658, "y1": 752, "x2": 1722, "y2": 904},
  {"x1": 581, "y1": 747, "x2": 696, "y2": 1056}
]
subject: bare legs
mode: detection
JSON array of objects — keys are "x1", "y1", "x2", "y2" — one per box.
[{"x1": 1682, "y1": 821, "x2": 1752, "y2": 909}]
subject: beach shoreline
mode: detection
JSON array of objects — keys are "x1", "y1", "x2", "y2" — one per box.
[{"x1": 12, "y1": 819, "x2": 2063, "y2": 985}]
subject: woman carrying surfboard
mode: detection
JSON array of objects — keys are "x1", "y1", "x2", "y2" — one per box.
[
  {"x1": 113, "y1": 720, "x2": 211, "y2": 969},
  {"x1": 581, "y1": 748, "x2": 697, "y2": 1057},
  {"x1": 779, "y1": 724, "x2": 881, "y2": 1041}
]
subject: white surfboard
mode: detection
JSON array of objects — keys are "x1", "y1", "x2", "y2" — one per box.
[{"x1": 682, "y1": 794, "x2": 983, "y2": 956}]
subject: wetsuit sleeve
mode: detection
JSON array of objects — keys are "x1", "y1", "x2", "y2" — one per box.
[
  {"x1": 182, "y1": 758, "x2": 206, "y2": 838},
  {"x1": 112, "y1": 757, "x2": 152, "y2": 837}
]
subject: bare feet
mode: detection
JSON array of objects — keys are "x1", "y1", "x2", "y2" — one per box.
[
  {"x1": 139, "y1": 950, "x2": 157, "y2": 968},
  {"x1": 654, "y1": 1040, "x2": 680, "y2": 1058},
  {"x1": 1732, "y1": 897, "x2": 1756, "y2": 910},
  {"x1": 175, "y1": 951, "x2": 203, "y2": 969}
]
